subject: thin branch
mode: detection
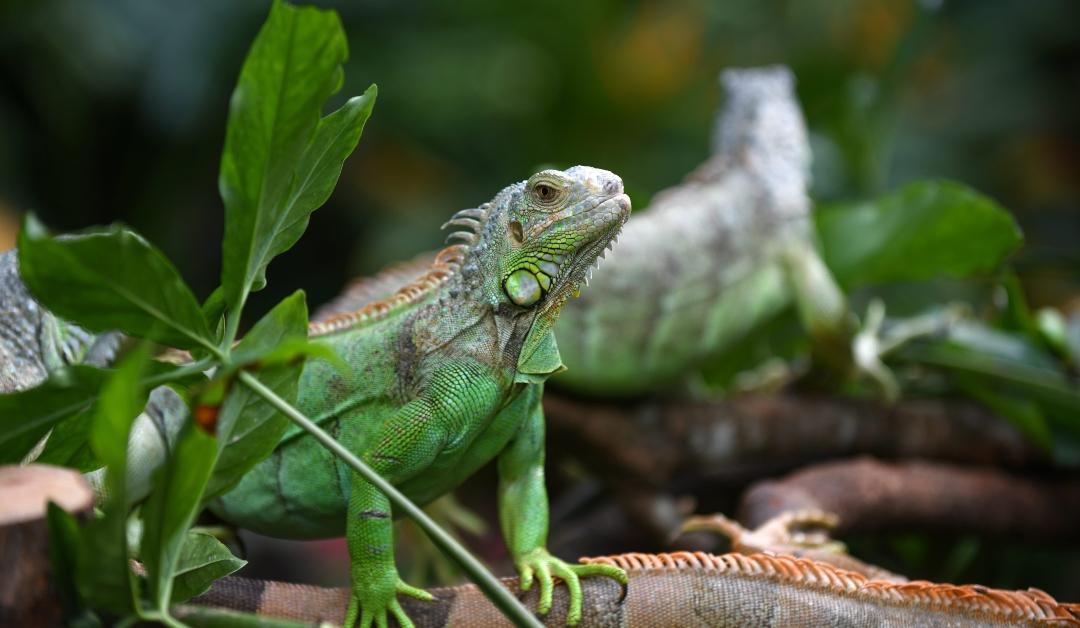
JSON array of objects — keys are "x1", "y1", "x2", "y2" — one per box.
[{"x1": 738, "y1": 457, "x2": 1080, "y2": 539}]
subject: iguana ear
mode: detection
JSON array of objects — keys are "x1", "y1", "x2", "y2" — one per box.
[{"x1": 515, "y1": 325, "x2": 565, "y2": 384}]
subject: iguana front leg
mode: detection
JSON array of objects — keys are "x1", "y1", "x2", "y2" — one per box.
[
  {"x1": 784, "y1": 239, "x2": 963, "y2": 400},
  {"x1": 345, "y1": 361, "x2": 505, "y2": 628},
  {"x1": 344, "y1": 397, "x2": 441, "y2": 628},
  {"x1": 497, "y1": 386, "x2": 627, "y2": 626}
]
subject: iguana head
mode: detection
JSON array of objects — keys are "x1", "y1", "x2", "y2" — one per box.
[
  {"x1": 439, "y1": 166, "x2": 629, "y2": 378},
  {"x1": 447, "y1": 165, "x2": 630, "y2": 319},
  {"x1": 308, "y1": 166, "x2": 629, "y2": 343}
]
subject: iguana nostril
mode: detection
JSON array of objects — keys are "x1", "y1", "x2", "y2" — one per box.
[{"x1": 604, "y1": 178, "x2": 623, "y2": 196}]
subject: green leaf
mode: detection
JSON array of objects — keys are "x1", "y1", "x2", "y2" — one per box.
[
  {"x1": 77, "y1": 347, "x2": 151, "y2": 615},
  {"x1": 219, "y1": 0, "x2": 375, "y2": 312},
  {"x1": 91, "y1": 350, "x2": 153, "y2": 470},
  {"x1": 17, "y1": 215, "x2": 213, "y2": 351},
  {"x1": 47, "y1": 502, "x2": 101, "y2": 627},
  {"x1": 140, "y1": 422, "x2": 218, "y2": 614},
  {"x1": 35, "y1": 408, "x2": 99, "y2": 472},
  {"x1": 204, "y1": 291, "x2": 308, "y2": 500},
  {"x1": 35, "y1": 359, "x2": 205, "y2": 474},
  {"x1": 0, "y1": 366, "x2": 108, "y2": 464},
  {"x1": 900, "y1": 322, "x2": 1080, "y2": 439},
  {"x1": 953, "y1": 374, "x2": 1053, "y2": 451},
  {"x1": 816, "y1": 180, "x2": 1023, "y2": 288},
  {"x1": 3, "y1": 357, "x2": 201, "y2": 474},
  {"x1": 170, "y1": 531, "x2": 246, "y2": 604},
  {"x1": 201, "y1": 286, "x2": 227, "y2": 344},
  {"x1": 243, "y1": 336, "x2": 348, "y2": 373}
]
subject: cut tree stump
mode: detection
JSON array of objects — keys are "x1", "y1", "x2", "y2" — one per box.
[{"x1": 0, "y1": 464, "x2": 94, "y2": 627}]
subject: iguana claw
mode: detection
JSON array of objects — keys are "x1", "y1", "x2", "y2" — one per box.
[
  {"x1": 344, "y1": 576, "x2": 434, "y2": 628},
  {"x1": 517, "y1": 547, "x2": 628, "y2": 626},
  {"x1": 854, "y1": 299, "x2": 967, "y2": 401}
]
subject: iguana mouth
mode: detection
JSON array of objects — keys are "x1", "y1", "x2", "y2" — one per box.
[{"x1": 540, "y1": 193, "x2": 630, "y2": 313}]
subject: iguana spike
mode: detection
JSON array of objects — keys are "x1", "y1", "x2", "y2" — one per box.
[
  {"x1": 441, "y1": 217, "x2": 482, "y2": 232},
  {"x1": 450, "y1": 207, "x2": 487, "y2": 221},
  {"x1": 446, "y1": 231, "x2": 477, "y2": 245}
]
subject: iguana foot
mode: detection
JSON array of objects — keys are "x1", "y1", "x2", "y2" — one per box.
[
  {"x1": 680, "y1": 510, "x2": 905, "y2": 581},
  {"x1": 681, "y1": 509, "x2": 844, "y2": 555},
  {"x1": 853, "y1": 299, "x2": 966, "y2": 401},
  {"x1": 344, "y1": 575, "x2": 434, "y2": 628},
  {"x1": 516, "y1": 547, "x2": 628, "y2": 626}
]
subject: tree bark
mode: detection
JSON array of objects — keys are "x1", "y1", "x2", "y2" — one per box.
[
  {"x1": 738, "y1": 457, "x2": 1080, "y2": 539},
  {"x1": 0, "y1": 464, "x2": 94, "y2": 627}
]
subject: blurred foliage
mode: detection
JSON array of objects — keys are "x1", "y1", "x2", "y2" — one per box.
[{"x1": 1, "y1": 0, "x2": 1077, "y2": 323}]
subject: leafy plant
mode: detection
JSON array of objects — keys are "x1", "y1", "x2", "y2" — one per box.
[
  {"x1": 815, "y1": 179, "x2": 1080, "y2": 458},
  {"x1": 3, "y1": 2, "x2": 535, "y2": 626}
]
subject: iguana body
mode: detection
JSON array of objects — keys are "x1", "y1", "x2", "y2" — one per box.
[
  {"x1": 210, "y1": 166, "x2": 631, "y2": 627},
  {"x1": 190, "y1": 551, "x2": 1080, "y2": 627},
  {"x1": 554, "y1": 67, "x2": 836, "y2": 395}
]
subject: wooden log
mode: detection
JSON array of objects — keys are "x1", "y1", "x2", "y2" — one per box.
[{"x1": 0, "y1": 464, "x2": 94, "y2": 627}]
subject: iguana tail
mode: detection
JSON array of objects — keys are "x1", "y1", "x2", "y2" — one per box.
[{"x1": 187, "y1": 551, "x2": 1080, "y2": 627}]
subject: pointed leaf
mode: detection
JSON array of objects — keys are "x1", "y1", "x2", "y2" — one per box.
[
  {"x1": 35, "y1": 408, "x2": 99, "y2": 472},
  {"x1": 17, "y1": 215, "x2": 212, "y2": 351},
  {"x1": 0, "y1": 366, "x2": 108, "y2": 464},
  {"x1": 170, "y1": 531, "x2": 246, "y2": 603},
  {"x1": 140, "y1": 422, "x2": 218, "y2": 613},
  {"x1": 219, "y1": 0, "x2": 375, "y2": 310},
  {"x1": 77, "y1": 347, "x2": 151, "y2": 614},
  {"x1": 204, "y1": 291, "x2": 308, "y2": 500}
]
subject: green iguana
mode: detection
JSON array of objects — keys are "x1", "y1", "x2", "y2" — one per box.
[{"x1": 205, "y1": 165, "x2": 631, "y2": 628}]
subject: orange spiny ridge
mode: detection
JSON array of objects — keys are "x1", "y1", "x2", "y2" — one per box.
[
  {"x1": 579, "y1": 552, "x2": 1080, "y2": 624},
  {"x1": 308, "y1": 245, "x2": 467, "y2": 336}
]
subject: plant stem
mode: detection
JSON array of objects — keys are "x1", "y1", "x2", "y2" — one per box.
[
  {"x1": 237, "y1": 371, "x2": 543, "y2": 628},
  {"x1": 142, "y1": 358, "x2": 216, "y2": 388},
  {"x1": 174, "y1": 604, "x2": 317, "y2": 628}
]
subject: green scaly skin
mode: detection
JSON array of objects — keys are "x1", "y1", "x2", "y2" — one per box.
[{"x1": 210, "y1": 166, "x2": 631, "y2": 628}]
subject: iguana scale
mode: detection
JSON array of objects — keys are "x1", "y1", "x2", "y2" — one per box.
[{"x1": 0, "y1": 251, "x2": 120, "y2": 393}]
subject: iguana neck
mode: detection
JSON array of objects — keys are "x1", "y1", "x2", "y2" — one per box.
[{"x1": 307, "y1": 184, "x2": 547, "y2": 372}]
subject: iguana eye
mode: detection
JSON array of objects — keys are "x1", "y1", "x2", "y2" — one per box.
[
  {"x1": 531, "y1": 181, "x2": 564, "y2": 207},
  {"x1": 504, "y1": 269, "x2": 542, "y2": 306}
]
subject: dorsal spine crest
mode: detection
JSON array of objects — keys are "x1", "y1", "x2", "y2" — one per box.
[
  {"x1": 308, "y1": 200, "x2": 496, "y2": 337},
  {"x1": 579, "y1": 552, "x2": 1080, "y2": 623}
]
